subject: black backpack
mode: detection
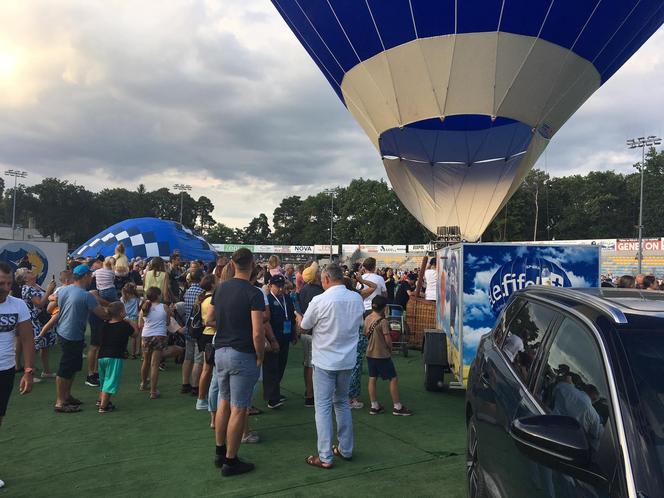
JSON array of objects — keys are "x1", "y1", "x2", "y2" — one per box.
[{"x1": 187, "y1": 293, "x2": 211, "y2": 340}]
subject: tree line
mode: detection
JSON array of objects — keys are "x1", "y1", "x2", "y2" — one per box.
[{"x1": 2, "y1": 149, "x2": 661, "y2": 248}]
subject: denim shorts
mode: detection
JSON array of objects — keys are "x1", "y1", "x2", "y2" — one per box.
[
  {"x1": 215, "y1": 347, "x2": 259, "y2": 409},
  {"x1": 184, "y1": 338, "x2": 203, "y2": 364}
]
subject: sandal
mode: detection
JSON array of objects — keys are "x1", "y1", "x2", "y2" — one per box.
[
  {"x1": 139, "y1": 382, "x2": 149, "y2": 391},
  {"x1": 150, "y1": 390, "x2": 160, "y2": 399},
  {"x1": 54, "y1": 404, "x2": 81, "y2": 413},
  {"x1": 305, "y1": 455, "x2": 333, "y2": 469},
  {"x1": 332, "y1": 444, "x2": 352, "y2": 461},
  {"x1": 65, "y1": 396, "x2": 83, "y2": 406}
]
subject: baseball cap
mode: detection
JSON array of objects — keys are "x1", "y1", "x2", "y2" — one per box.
[
  {"x1": 269, "y1": 274, "x2": 286, "y2": 286},
  {"x1": 73, "y1": 264, "x2": 92, "y2": 277}
]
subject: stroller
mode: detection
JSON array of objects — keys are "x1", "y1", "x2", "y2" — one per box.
[{"x1": 386, "y1": 304, "x2": 409, "y2": 357}]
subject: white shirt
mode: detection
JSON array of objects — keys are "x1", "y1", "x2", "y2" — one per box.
[
  {"x1": 0, "y1": 295, "x2": 31, "y2": 370},
  {"x1": 300, "y1": 284, "x2": 364, "y2": 371},
  {"x1": 358, "y1": 272, "x2": 387, "y2": 310},
  {"x1": 424, "y1": 269, "x2": 438, "y2": 301},
  {"x1": 142, "y1": 303, "x2": 168, "y2": 337}
]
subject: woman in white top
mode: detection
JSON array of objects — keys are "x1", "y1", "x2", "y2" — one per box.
[
  {"x1": 424, "y1": 258, "x2": 438, "y2": 302},
  {"x1": 139, "y1": 286, "x2": 173, "y2": 399}
]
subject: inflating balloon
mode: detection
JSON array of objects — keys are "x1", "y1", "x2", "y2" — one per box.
[{"x1": 273, "y1": 0, "x2": 664, "y2": 241}]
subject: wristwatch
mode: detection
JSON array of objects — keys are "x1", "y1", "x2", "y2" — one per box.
[{"x1": 23, "y1": 367, "x2": 35, "y2": 375}]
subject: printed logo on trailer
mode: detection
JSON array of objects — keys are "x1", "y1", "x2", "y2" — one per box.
[
  {"x1": 488, "y1": 256, "x2": 571, "y2": 314},
  {"x1": 0, "y1": 242, "x2": 49, "y2": 285}
]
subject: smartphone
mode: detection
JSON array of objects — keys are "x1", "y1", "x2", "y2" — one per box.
[{"x1": 52, "y1": 274, "x2": 56, "y2": 281}]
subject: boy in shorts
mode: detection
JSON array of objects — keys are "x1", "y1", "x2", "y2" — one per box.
[
  {"x1": 97, "y1": 302, "x2": 138, "y2": 412},
  {"x1": 364, "y1": 295, "x2": 412, "y2": 416}
]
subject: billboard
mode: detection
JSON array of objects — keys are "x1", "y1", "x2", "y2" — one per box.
[
  {"x1": 438, "y1": 243, "x2": 600, "y2": 384},
  {"x1": 616, "y1": 238, "x2": 663, "y2": 251},
  {"x1": 0, "y1": 240, "x2": 67, "y2": 285},
  {"x1": 314, "y1": 244, "x2": 339, "y2": 255}
]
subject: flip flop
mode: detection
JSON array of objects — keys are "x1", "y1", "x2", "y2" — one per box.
[
  {"x1": 54, "y1": 404, "x2": 81, "y2": 413},
  {"x1": 332, "y1": 445, "x2": 352, "y2": 461},
  {"x1": 305, "y1": 455, "x2": 333, "y2": 469}
]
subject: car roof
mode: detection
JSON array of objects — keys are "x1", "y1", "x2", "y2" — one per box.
[{"x1": 516, "y1": 287, "x2": 664, "y2": 324}]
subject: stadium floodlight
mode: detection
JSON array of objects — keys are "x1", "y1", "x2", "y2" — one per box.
[
  {"x1": 172, "y1": 184, "x2": 192, "y2": 224},
  {"x1": 626, "y1": 136, "x2": 662, "y2": 274},
  {"x1": 4, "y1": 170, "x2": 28, "y2": 240}
]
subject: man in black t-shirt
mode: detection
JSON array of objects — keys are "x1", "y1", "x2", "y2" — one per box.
[
  {"x1": 206, "y1": 248, "x2": 265, "y2": 477},
  {"x1": 394, "y1": 272, "x2": 417, "y2": 309}
]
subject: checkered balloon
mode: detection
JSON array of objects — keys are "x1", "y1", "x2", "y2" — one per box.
[{"x1": 72, "y1": 217, "x2": 217, "y2": 262}]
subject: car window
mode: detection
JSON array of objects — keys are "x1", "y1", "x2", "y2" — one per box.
[
  {"x1": 493, "y1": 298, "x2": 524, "y2": 346},
  {"x1": 501, "y1": 301, "x2": 557, "y2": 383},
  {"x1": 533, "y1": 318, "x2": 618, "y2": 482}
]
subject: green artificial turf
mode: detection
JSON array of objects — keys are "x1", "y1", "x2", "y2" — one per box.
[{"x1": 1, "y1": 342, "x2": 467, "y2": 497}]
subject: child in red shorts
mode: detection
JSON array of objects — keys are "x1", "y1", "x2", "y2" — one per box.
[{"x1": 364, "y1": 295, "x2": 412, "y2": 416}]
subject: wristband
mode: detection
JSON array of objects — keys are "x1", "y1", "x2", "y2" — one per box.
[{"x1": 24, "y1": 367, "x2": 35, "y2": 375}]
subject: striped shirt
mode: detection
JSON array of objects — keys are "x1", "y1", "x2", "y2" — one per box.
[{"x1": 94, "y1": 268, "x2": 116, "y2": 291}]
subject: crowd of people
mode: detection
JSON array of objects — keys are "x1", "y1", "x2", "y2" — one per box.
[
  {"x1": 0, "y1": 244, "x2": 419, "y2": 485},
  {"x1": 601, "y1": 273, "x2": 664, "y2": 290}
]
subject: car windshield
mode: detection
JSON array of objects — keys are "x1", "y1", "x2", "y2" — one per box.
[{"x1": 619, "y1": 331, "x2": 664, "y2": 483}]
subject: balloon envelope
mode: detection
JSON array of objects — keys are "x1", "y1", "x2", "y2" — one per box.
[
  {"x1": 72, "y1": 217, "x2": 217, "y2": 263},
  {"x1": 273, "y1": 0, "x2": 664, "y2": 240}
]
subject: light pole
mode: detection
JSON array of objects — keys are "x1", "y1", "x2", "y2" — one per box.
[
  {"x1": 323, "y1": 188, "x2": 336, "y2": 261},
  {"x1": 626, "y1": 135, "x2": 661, "y2": 274},
  {"x1": 4, "y1": 170, "x2": 27, "y2": 240},
  {"x1": 172, "y1": 184, "x2": 192, "y2": 224}
]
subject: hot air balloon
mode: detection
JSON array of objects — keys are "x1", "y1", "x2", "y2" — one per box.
[
  {"x1": 272, "y1": 0, "x2": 664, "y2": 241},
  {"x1": 73, "y1": 218, "x2": 217, "y2": 262}
]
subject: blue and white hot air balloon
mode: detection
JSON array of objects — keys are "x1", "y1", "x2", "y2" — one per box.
[
  {"x1": 273, "y1": 0, "x2": 664, "y2": 241},
  {"x1": 72, "y1": 218, "x2": 217, "y2": 263}
]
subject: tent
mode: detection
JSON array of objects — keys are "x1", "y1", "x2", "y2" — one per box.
[{"x1": 72, "y1": 217, "x2": 217, "y2": 263}]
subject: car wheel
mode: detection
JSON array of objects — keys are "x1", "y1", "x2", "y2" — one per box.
[
  {"x1": 424, "y1": 363, "x2": 444, "y2": 391},
  {"x1": 467, "y1": 416, "x2": 488, "y2": 498}
]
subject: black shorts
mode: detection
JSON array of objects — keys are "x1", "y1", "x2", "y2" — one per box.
[
  {"x1": 89, "y1": 314, "x2": 103, "y2": 347},
  {"x1": 58, "y1": 339, "x2": 85, "y2": 379},
  {"x1": 197, "y1": 335, "x2": 215, "y2": 366},
  {"x1": 0, "y1": 367, "x2": 16, "y2": 417},
  {"x1": 367, "y1": 357, "x2": 397, "y2": 380}
]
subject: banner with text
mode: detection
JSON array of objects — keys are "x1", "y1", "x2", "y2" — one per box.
[{"x1": 616, "y1": 238, "x2": 663, "y2": 251}]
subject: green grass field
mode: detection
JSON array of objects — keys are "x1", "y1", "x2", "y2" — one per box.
[{"x1": 1, "y1": 342, "x2": 467, "y2": 497}]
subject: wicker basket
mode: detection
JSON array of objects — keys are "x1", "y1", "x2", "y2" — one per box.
[{"x1": 406, "y1": 298, "x2": 437, "y2": 349}]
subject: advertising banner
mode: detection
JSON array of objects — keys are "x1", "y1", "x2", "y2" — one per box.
[
  {"x1": 408, "y1": 244, "x2": 431, "y2": 253},
  {"x1": 616, "y1": 238, "x2": 663, "y2": 251},
  {"x1": 437, "y1": 246, "x2": 462, "y2": 382},
  {"x1": 314, "y1": 245, "x2": 338, "y2": 254},
  {"x1": 378, "y1": 245, "x2": 407, "y2": 253},
  {"x1": 0, "y1": 240, "x2": 67, "y2": 285},
  {"x1": 461, "y1": 244, "x2": 600, "y2": 381},
  {"x1": 341, "y1": 244, "x2": 379, "y2": 254},
  {"x1": 289, "y1": 245, "x2": 314, "y2": 254},
  {"x1": 212, "y1": 244, "x2": 254, "y2": 253}
]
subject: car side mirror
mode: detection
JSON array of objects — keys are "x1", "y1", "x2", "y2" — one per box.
[{"x1": 510, "y1": 415, "x2": 607, "y2": 487}]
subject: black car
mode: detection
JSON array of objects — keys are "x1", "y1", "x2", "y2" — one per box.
[{"x1": 465, "y1": 287, "x2": 664, "y2": 498}]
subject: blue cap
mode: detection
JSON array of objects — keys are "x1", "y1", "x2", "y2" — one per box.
[
  {"x1": 73, "y1": 264, "x2": 91, "y2": 277},
  {"x1": 269, "y1": 274, "x2": 286, "y2": 286}
]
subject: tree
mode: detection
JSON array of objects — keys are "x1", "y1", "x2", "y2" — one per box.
[
  {"x1": 272, "y1": 196, "x2": 305, "y2": 244},
  {"x1": 205, "y1": 223, "x2": 235, "y2": 244},
  {"x1": 194, "y1": 196, "x2": 216, "y2": 232},
  {"x1": 243, "y1": 213, "x2": 271, "y2": 244}
]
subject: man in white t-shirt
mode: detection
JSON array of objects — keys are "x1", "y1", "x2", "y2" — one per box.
[
  {"x1": 357, "y1": 258, "x2": 387, "y2": 313},
  {"x1": 424, "y1": 258, "x2": 438, "y2": 301},
  {"x1": 0, "y1": 262, "x2": 35, "y2": 489}
]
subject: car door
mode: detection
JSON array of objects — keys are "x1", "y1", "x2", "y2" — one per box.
[
  {"x1": 527, "y1": 316, "x2": 626, "y2": 498},
  {"x1": 473, "y1": 299, "x2": 559, "y2": 497}
]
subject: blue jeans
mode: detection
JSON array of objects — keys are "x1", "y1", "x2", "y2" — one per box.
[
  {"x1": 313, "y1": 367, "x2": 353, "y2": 464},
  {"x1": 208, "y1": 366, "x2": 219, "y2": 412},
  {"x1": 215, "y1": 347, "x2": 259, "y2": 409}
]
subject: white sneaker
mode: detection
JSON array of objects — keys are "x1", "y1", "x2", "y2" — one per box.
[
  {"x1": 349, "y1": 399, "x2": 364, "y2": 409},
  {"x1": 195, "y1": 399, "x2": 208, "y2": 411},
  {"x1": 0, "y1": 478, "x2": 5, "y2": 488},
  {"x1": 41, "y1": 372, "x2": 56, "y2": 379},
  {"x1": 32, "y1": 377, "x2": 42, "y2": 384}
]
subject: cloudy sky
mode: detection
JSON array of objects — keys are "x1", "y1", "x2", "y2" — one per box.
[{"x1": 0, "y1": 1, "x2": 662, "y2": 228}]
